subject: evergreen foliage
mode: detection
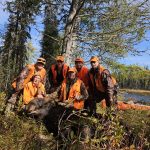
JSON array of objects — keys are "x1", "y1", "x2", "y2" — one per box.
[
  {"x1": 0, "y1": 0, "x2": 41, "y2": 91},
  {"x1": 41, "y1": 1, "x2": 60, "y2": 69},
  {"x1": 111, "y1": 62, "x2": 150, "y2": 90}
]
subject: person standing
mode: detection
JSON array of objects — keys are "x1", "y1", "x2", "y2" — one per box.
[
  {"x1": 87, "y1": 56, "x2": 117, "y2": 115},
  {"x1": 49, "y1": 55, "x2": 69, "y2": 93},
  {"x1": 74, "y1": 58, "x2": 89, "y2": 88}
]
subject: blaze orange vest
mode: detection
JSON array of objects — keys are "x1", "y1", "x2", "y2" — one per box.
[
  {"x1": 51, "y1": 64, "x2": 69, "y2": 86},
  {"x1": 89, "y1": 66, "x2": 105, "y2": 92},
  {"x1": 12, "y1": 64, "x2": 46, "y2": 89},
  {"x1": 76, "y1": 66, "x2": 89, "y2": 87},
  {"x1": 23, "y1": 81, "x2": 45, "y2": 105},
  {"x1": 59, "y1": 79, "x2": 84, "y2": 110},
  {"x1": 89, "y1": 66, "x2": 116, "y2": 92}
]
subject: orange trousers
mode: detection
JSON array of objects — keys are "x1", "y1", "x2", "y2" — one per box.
[{"x1": 101, "y1": 100, "x2": 150, "y2": 111}]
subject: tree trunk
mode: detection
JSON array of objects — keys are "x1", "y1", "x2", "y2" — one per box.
[{"x1": 62, "y1": 0, "x2": 84, "y2": 65}]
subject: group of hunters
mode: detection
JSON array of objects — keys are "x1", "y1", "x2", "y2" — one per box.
[{"x1": 5, "y1": 55, "x2": 118, "y2": 116}]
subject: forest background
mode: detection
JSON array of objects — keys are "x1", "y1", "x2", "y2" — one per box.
[{"x1": 0, "y1": 0, "x2": 150, "y2": 91}]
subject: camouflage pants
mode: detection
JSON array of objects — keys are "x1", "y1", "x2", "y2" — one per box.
[
  {"x1": 85, "y1": 91, "x2": 117, "y2": 116},
  {"x1": 4, "y1": 90, "x2": 23, "y2": 115}
]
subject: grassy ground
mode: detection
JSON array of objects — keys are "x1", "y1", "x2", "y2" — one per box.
[
  {"x1": 0, "y1": 114, "x2": 56, "y2": 150},
  {"x1": 119, "y1": 110, "x2": 150, "y2": 140},
  {"x1": 0, "y1": 92, "x2": 56, "y2": 150},
  {"x1": 0, "y1": 92, "x2": 150, "y2": 149}
]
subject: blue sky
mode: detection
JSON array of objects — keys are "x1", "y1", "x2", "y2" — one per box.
[
  {"x1": 0, "y1": 0, "x2": 150, "y2": 68},
  {"x1": 119, "y1": 33, "x2": 150, "y2": 68}
]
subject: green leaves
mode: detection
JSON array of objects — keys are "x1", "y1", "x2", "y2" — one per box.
[
  {"x1": 0, "y1": 0, "x2": 41, "y2": 91},
  {"x1": 41, "y1": 3, "x2": 60, "y2": 68},
  {"x1": 78, "y1": 0, "x2": 150, "y2": 63},
  {"x1": 111, "y1": 62, "x2": 150, "y2": 90}
]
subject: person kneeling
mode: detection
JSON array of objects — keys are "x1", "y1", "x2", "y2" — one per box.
[
  {"x1": 59, "y1": 68, "x2": 88, "y2": 110},
  {"x1": 23, "y1": 74, "x2": 46, "y2": 107}
]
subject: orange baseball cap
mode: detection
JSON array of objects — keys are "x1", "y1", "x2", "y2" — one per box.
[
  {"x1": 90, "y1": 56, "x2": 99, "y2": 62},
  {"x1": 37, "y1": 57, "x2": 46, "y2": 65},
  {"x1": 68, "y1": 67, "x2": 77, "y2": 73},
  {"x1": 56, "y1": 55, "x2": 64, "y2": 62},
  {"x1": 75, "y1": 58, "x2": 84, "y2": 63}
]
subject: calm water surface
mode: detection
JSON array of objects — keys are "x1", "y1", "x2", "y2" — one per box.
[{"x1": 123, "y1": 92, "x2": 150, "y2": 103}]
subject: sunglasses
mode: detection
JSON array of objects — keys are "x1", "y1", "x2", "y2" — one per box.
[
  {"x1": 57, "y1": 60, "x2": 63, "y2": 63},
  {"x1": 90, "y1": 61, "x2": 96, "y2": 64}
]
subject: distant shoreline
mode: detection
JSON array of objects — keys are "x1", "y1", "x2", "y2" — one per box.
[{"x1": 120, "y1": 89, "x2": 150, "y2": 96}]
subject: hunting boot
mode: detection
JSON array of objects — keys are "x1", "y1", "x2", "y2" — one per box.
[{"x1": 4, "y1": 93, "x2": 18, "y2": 115}]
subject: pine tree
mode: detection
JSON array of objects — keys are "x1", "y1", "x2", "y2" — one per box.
[
  {"x1": 41, "y1": 1, "x2": 60, "y2": 69},
  {"x1": 1, "y1": 0, "x2": 40, "y2": 91}
]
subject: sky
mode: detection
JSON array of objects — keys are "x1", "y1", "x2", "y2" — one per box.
[
  {"x1": 119, "y1": 34, "x2": 150, "y2": 68},
  {"x1": 0, "y1": 0, "x2": 150, "y2": 68}
]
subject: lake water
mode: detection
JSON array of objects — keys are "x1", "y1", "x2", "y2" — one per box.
[{"x1": 123, "y1": 92, "x2": 150, "y2": 103}]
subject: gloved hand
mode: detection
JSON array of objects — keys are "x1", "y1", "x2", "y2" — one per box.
[
  {"x1": 66, "y1": 100, "x2": 74, "y2": 108},
  {"x1": 37, "y1": 94, "x2": 44, "y2": 99},
  {"x1": 65, "y1": 99, "x2": 70, "y2": 104},
  {"x1": 16, "y1": 83, "x2": 23, "y2": 92},
  {"x1": 75, "y1": 95, "x2": 83, "y2": 101}
]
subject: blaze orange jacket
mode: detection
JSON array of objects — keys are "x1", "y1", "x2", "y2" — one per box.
[
  {"x1": 89, "y1": 66, "x2": 116, "y2": 92},
  {"x1": 89, "y1": 66, "x2": 105, "y2": 92},
  {"x1": 76, "y1": 66, "x2": 89, "y2": 87},
  {"x1": 12, "y1": 64, "x2": 46, "y2": 89},
  {"x1": 23, "y1": 81, "x2": 45, "y2": 105},
  {"x1": 59, "y1": 79, "x2": 84, "y2": 110},
  {"x1": 50, "y1": 64, "x2": 69, "y2": 86}
]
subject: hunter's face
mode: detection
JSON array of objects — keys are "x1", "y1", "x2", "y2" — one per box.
[
  {"x1": 36, "y1": 63, "x2": 44, "y2": 70},
  {"x1": 33, "y1": 75, "x2": 41, "y2": 85},
  {"x1": 91, "y1": 61, "x2": 99, "y2": 69},
  {"x1": 68, "y1": 72, "x2": 76, "y2": 80},
  {"x1": 57, "y1": 60, "x2": 64, "y2": 68},
  {"x1": 75, "y1": 62, "x2": 83, "y2": 70}
]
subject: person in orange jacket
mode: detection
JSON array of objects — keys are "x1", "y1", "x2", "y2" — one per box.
[
  {"x1": 59, "y1": 68, "x2": 88, "y2": 110},
  {"x1": 23, "y1": 74, "x2": 46, "y2": 105},
  {"x1": 49, "y1": 55, "x2": 69, "y2": 93},
  {"x1": 5, "y1": 58, "x2": 46, "y2": 113},
  {"x1": 86, "y1": 56, "x2": 118, "y2": 115},
  {"x1": 74, "y1": 58, "x2": 89, "y2": 87},
  {"x1": 12, "y1": 57, "x2": 46, "y2": 90}
]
